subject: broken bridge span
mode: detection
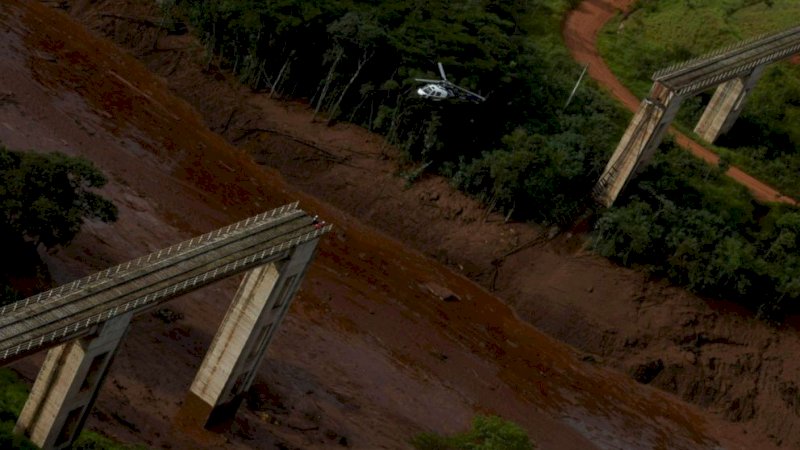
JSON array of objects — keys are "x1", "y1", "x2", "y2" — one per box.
[
  {"x1": 0, "y1": 202, "x2": 330, "y2": 449},
  {"x1": 594, "y1": 24, "x2": 800, "y2": 207}
]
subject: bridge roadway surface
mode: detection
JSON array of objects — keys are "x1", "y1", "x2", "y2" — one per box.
[
  {"x1": 0, "y1": 202, "x2": 330, "y2": 365},
  {"x1": 654, "y1": 25, "x2": 800, "y2": 96}
]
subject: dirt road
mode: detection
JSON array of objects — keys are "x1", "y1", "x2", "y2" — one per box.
[{"x1": 563, "y1": 0, "x2": 796, "y2": 205}]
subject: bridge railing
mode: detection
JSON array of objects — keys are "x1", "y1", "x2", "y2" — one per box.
[
  {"x1": 0, "y1": 202, "x2": 301, "y2": 316},
  {"x1": 0, "y1": 223, "x2": 331, "y2": 362},
  {"x1": 653, "y1": 25, "x2": 800, "y2": 82}
]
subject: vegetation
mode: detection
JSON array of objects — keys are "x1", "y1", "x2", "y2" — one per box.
[
  {"x1": 597, "y1": 0, "x2": 800, "y2": 198},
  {"x1": 0, "y1": 146, "x2": 118, "y2": 250},
  {"x1": 411, "y1": 415, "x2": 536, "y2": 450},
  {"x1": 0, "y1": 369, "x2": 37, "y2": 449},
  {"x1": 593, "y1": 140, "x2": 800, "y2": 318},
  {"x1": 176, "y1": 0, "x2": 627, "y2": 225}
]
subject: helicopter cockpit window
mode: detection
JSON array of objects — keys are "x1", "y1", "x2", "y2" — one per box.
[{"x1": 418, "y1": 84, "x2": 452, "y2": 99}]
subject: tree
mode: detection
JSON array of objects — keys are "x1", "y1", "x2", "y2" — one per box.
[
  {"x1": 411, "y1": 415, "x2": 535, "y2": 450},
  {"x1": 456, "y1": 127, "x2": 601, "y2": 225},
  {"x1": 593, "y1": 199, "x2": 663, "y2": 265},
  {"x1": 325, "y1": 11, "x2": 385, "y2": 123},
  {"x1": 0, "y1": 147, "x2": 118, "y2": 249}
]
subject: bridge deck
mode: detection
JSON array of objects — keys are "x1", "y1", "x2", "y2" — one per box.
[
  {"x1": 654, "y1": 25, "x2": 800, "y2": 96},
  {"x1": 0, "y1": 203, "x2": 330, "y2": 364}
]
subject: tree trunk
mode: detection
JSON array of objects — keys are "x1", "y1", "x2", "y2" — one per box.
[
  {"x1": 270, "y1": 51, "x2": 295, "y2": 98},
  {"x1": 348, "y1": 92, "x2": 370, "y2": 123},
  {"x1": 328, "y1": 50, "x2": 373, "y2": 125},
  {"x1": 369, "y1": 99, "x2": 374, "y2": 131},
  {"x1": 204, "y1": 23, "x2": 216, "y2": 71},
  {"x1": 313, "y1": 46, "x2": 343, "y2": 121},
  {"x1": 254, "y1": 59, "x2": 270, "y2": 90},
  {"x1": 385, "y1": 91, "x2": 405, "y2": 146}
]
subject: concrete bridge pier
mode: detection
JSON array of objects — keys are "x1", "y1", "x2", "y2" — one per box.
[
  {"x1": 14, "y1": 312, "x2": 133, "y2": 450},
  {"x1": 594, "y1": 82, "x2": 683, "y2": 207},
  {"x1": 694, "y1": 65, "x2": 766, "y2": 143},
  {"x1": 185, "y1": 239, "x2": 319, "y2": 428}
]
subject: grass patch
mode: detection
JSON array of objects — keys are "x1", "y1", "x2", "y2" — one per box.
[{"x1": 0, "y1": 369, "x2": 36, "y2": 449}]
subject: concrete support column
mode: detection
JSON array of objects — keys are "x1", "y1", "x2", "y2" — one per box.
[
  {"x1": 185, "y1": 239, "x2": 319, "y2": 428},
  {"x1": 694, "y1": 65, "x2": 765, "y2": 143},
  {"x1": 15, "y1": 312, "x2": 133, "y2": 450},
  {"x1": 594, "y1": 82, "x2": 683, "y2": 207}
]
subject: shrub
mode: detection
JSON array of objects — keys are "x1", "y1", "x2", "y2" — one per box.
[{"x1": 411, "y1": 415, "x2": 536, "y2": 450}]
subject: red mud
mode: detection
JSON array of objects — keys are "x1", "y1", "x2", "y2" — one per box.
[{"x1": 1, "y1": 1, "x2": 799, "y2": 449}]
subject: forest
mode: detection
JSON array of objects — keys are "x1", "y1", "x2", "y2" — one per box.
[
  {"x1": 173, "y1": 0, "x2": 627, "y2": 224},
  {"x1": 168, "y1": 0, "x2": 800, "y2": 318}
]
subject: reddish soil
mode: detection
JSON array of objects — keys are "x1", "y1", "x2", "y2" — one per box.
[
  {"x1": 2, "y1": 1, "x2": 799, "y2": 449},
  {"x1": 563, "y1": 0, "x2": 796, "y2": 205}
]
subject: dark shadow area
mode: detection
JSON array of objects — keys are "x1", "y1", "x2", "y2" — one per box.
[{"x1": 0, "y1": 238, "x2": 53, "y2": 306}]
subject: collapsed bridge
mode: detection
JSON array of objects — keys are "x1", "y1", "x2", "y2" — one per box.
[
  {"x1": 0, "y1": 203, "x2": 330, "y2": 449},
  {"x1": 594, "y1": 24, "x2": 800, "y2": 207}
]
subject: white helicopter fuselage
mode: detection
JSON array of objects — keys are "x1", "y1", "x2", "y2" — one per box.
[{"x1": 417, "y1": 83, "x2": 451, "y2": 99}]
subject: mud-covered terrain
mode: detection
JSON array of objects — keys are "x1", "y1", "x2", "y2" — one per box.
[{"x1": 1, "y1": 0, "x2": 797, "y2": 448}]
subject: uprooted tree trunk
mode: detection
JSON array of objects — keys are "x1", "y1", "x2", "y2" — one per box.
[
  {"x1": 313, "y1": 46, "x2": 344, "y2": 121},
  {"x1": 327, "y1": 49, "x2": 373, "y2": 125}
]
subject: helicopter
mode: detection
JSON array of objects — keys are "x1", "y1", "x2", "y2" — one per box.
[{"x1": 415, "y1": 62, "x2": 486, "y2": 103}]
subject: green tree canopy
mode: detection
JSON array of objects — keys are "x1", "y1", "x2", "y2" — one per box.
[{"x1": 0, "y1": 147, "x2": 118, "y2": 249}]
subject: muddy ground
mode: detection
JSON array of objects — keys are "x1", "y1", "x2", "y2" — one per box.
[{"x1": 1, "y1": 0, "x2": 798, "y2": 449}]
